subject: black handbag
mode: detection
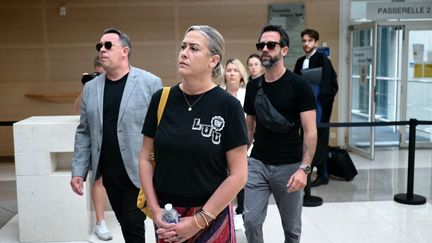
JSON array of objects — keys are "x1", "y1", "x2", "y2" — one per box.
[
  {"x1": 254, "y1": 79, "x2": 297, "y2": 133},
  {"x1": 327, "y1": 146, "x2": 358, "y2": 181}
]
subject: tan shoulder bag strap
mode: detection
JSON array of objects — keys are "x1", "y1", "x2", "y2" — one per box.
[
  {"x1": 157, "y1": 87, "x2": 171, "y2": 124},
  {"x1": 149, "y1": 86, "x2": 170, "y2": 167},
  {"x1": 137, "y1": 87, "x2": 171, "y2": 218}
]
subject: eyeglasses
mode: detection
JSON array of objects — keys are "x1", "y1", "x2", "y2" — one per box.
[
  {"x1": 96, "y1": 41, "x2": 115, "y2": 51},
  {"x1": 255, "y1": 41, "x2": 281, "y2": 51}
]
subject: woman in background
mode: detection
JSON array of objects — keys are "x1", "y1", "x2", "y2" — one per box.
[
  {"x1": 223, "y1": 58, "x2": 248, "y2": 231},
  {"x1": 74, "y1": 56, "x2": 112, "y2": 241},
  {"x1": 224, "y1": 58, "x2": 249, "y2": 107},
  {"x1": 246, "y1": 53, "x2": 263, "y2": 81}
]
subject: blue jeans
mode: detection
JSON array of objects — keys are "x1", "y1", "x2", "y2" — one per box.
[{"x1": 243, "y1": 157, "x2": 303, "y2": 243}]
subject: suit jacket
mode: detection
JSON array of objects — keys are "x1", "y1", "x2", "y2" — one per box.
[
  {"x1": 294, "y1": 51, "x2": 338, "y2": 105},
  {"x1": 72, "y1": 66, "x2": 163, "y2": 188}
]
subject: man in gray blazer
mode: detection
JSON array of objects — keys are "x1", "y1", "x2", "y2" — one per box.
[{"x1": 70, "y1": 28, "x2": 163, "y2": 242}]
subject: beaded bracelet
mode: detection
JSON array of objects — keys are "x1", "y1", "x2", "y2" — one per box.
[{"x1": 193, "y1": 214, "x2": 205, "y2": 229}]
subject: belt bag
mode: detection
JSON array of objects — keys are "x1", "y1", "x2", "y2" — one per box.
[{"x1": 254, "y1": 79, "x2": 296, "y2": 133}]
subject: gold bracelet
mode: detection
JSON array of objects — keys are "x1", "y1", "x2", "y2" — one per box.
[
  {"x1": 200, "y1": 209, "x2": 216, "y2": 220},
  {"x1": 193, "y1": 214, "x2": 205, "y2": 229},
  {"x1": 198, "y1": 211, "x2": 209, "y2": 227}
]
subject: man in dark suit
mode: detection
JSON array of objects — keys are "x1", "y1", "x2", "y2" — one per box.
[{"x1": 294, "y1": 29, "x2": 338, "y2": 187}]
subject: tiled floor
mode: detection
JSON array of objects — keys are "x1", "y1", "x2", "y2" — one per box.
[{"x1": 1, "y1": 148, "x2": 432, "y2": 242}]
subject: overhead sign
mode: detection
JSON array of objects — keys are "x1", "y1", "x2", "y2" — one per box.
[
  {"x1": 367, "y1": 2, "x2": 432, "y2": 20},
  {"x1": 352, "y1": 46, "x2": 373, "y2": 65},
  {"x1": 269, "y1": 3, "x2": 305, "y2": 70}
]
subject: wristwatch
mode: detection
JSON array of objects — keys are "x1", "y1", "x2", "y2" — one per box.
[{"x1": 299, "y1": 164, "x2": 312, "y2": 174}]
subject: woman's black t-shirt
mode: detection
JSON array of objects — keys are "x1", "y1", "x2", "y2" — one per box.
[{"x1": 142, "y1": 84, "x2": 248, "y2": 207}]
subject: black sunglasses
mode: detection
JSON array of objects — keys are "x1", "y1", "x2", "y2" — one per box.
[
  {"x1": 96, "y1": 41, "x2": 114, "y2": 51},
  {"x1": 256, "y1": 41, "x2": 281, "y2": 51}
]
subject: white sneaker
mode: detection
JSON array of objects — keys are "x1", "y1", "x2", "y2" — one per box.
[
  {"x1": 95, "y1": 220, "x2": 113, "y2": 241},
  {"x1": 234, "y1": 214, "x2": 245, "y2": 231}
]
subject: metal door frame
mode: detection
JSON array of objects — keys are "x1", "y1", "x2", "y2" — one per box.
[
  {"x1": 348, "y1": 21, "x2": 432, "y2": 159},
  {"x1": 347, "y1": 22, "x2": 377, "y2": 160}
]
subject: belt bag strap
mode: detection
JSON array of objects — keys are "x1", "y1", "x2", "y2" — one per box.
[{"x1": 254, "y1": 79, "x2": 296, "y2": 133}]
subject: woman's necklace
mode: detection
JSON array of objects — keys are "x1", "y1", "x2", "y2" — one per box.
[{"x1": 182, "y1": 91, "x2": 205, "y2": 112}]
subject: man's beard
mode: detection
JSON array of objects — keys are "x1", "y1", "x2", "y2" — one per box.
[
  {"x1": 303, "y1": 46, "x2": 314, "y2": 55},
  {"x1": 261, "y1": 53, "x2": 281, "y2": 69}
]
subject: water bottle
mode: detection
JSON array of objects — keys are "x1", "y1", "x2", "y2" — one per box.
[{"x1": 162, "y1": 203, "x2": 179, "y2": 224}]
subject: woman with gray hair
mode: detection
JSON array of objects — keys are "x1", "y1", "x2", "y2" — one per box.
[{"x1": 139, "y1": 25, "x2": 248, "y2": 242}]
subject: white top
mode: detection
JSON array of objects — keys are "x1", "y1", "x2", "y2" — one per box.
[
  {"x1": 236, "y1": 87, "x2": 246, "y2": 107},
  {"x1": 220, "y1": 85, "x2": 246, "y2": 107}
]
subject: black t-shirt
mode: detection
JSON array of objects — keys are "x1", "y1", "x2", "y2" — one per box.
[
  {"x1": 142, "y1": 84, "x2": 248, "y2": 207},
  {"x1": 99, "y1": 74, "x2": 128, "y2": 177},
  {"x1": 244, "y1": 70, "x2": 316, "y2": 165}
]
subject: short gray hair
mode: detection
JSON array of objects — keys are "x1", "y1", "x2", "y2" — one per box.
[
  {"x1": 103, "y1": 28, "x2": 132, "y2": 58},
  {"x1": 185, "y1": 25, "x2": 225, "y2": 78}
]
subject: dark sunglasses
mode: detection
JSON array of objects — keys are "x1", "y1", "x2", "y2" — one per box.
[
  {"x1": 96, "y1": 41, "x2": 114, "y2": 51},
  {"x1": 256, "y1": 41, "x2": 281, "y2": 51}
]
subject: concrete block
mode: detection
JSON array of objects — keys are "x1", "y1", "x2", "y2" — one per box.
[
  {"x1": 13, "y1": 116, "x2": 79, "y2": 153},
  {"x1": 14, "y1": 153, "x2": 53, "y2": 176},
  {"x1": 16, "y1": 172, "x2": 93, "y2": 242},
  {"x1": 13, "y1": 116, "x2": 93, "y2": 242}
]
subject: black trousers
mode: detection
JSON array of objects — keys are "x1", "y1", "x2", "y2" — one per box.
[
  {"x1": 103, "y1": 172, "x2": 146, "y2": 243},
  {"x1": 313, "y1": 100, "x2": 334, "y2": 178},
  {"x1": 314, "y1": 126, "x2": 330, "y2": 178}
]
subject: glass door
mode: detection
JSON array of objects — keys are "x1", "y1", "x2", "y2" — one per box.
[
  {"x1": 374, "y1": 24, "x2": 403, "y2": 146},
  {"x1": 400, "y1": 23, "x2": 432, "y2": 147},
  {"x1": 348, "y1": 22, "x2": 377, "y2": 159}
]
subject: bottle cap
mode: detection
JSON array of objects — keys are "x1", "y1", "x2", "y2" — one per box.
[{"x1": 164, "y1": 203, "x2": 173, "y2": 211}]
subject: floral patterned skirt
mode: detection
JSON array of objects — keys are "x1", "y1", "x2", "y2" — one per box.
[{"x1": 157, "y1": 204, "x2": 236, "y2": 243}]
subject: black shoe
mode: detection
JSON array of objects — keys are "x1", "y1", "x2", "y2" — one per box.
[{"x1": 311, "y1": 177, "x2": 329, "y2": 187}]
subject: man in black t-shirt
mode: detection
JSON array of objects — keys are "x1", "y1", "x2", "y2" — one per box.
[
  {"x1": 71, "y1": 28, "x2": 162, "y2": 243},
  {"x1": 243, "y1": 25, "x2": 317, "y2": 243}
]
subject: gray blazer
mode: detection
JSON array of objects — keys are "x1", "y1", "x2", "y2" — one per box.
[{"x1": 72, "y1": 66, "x2": 163, "y2": 188}]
